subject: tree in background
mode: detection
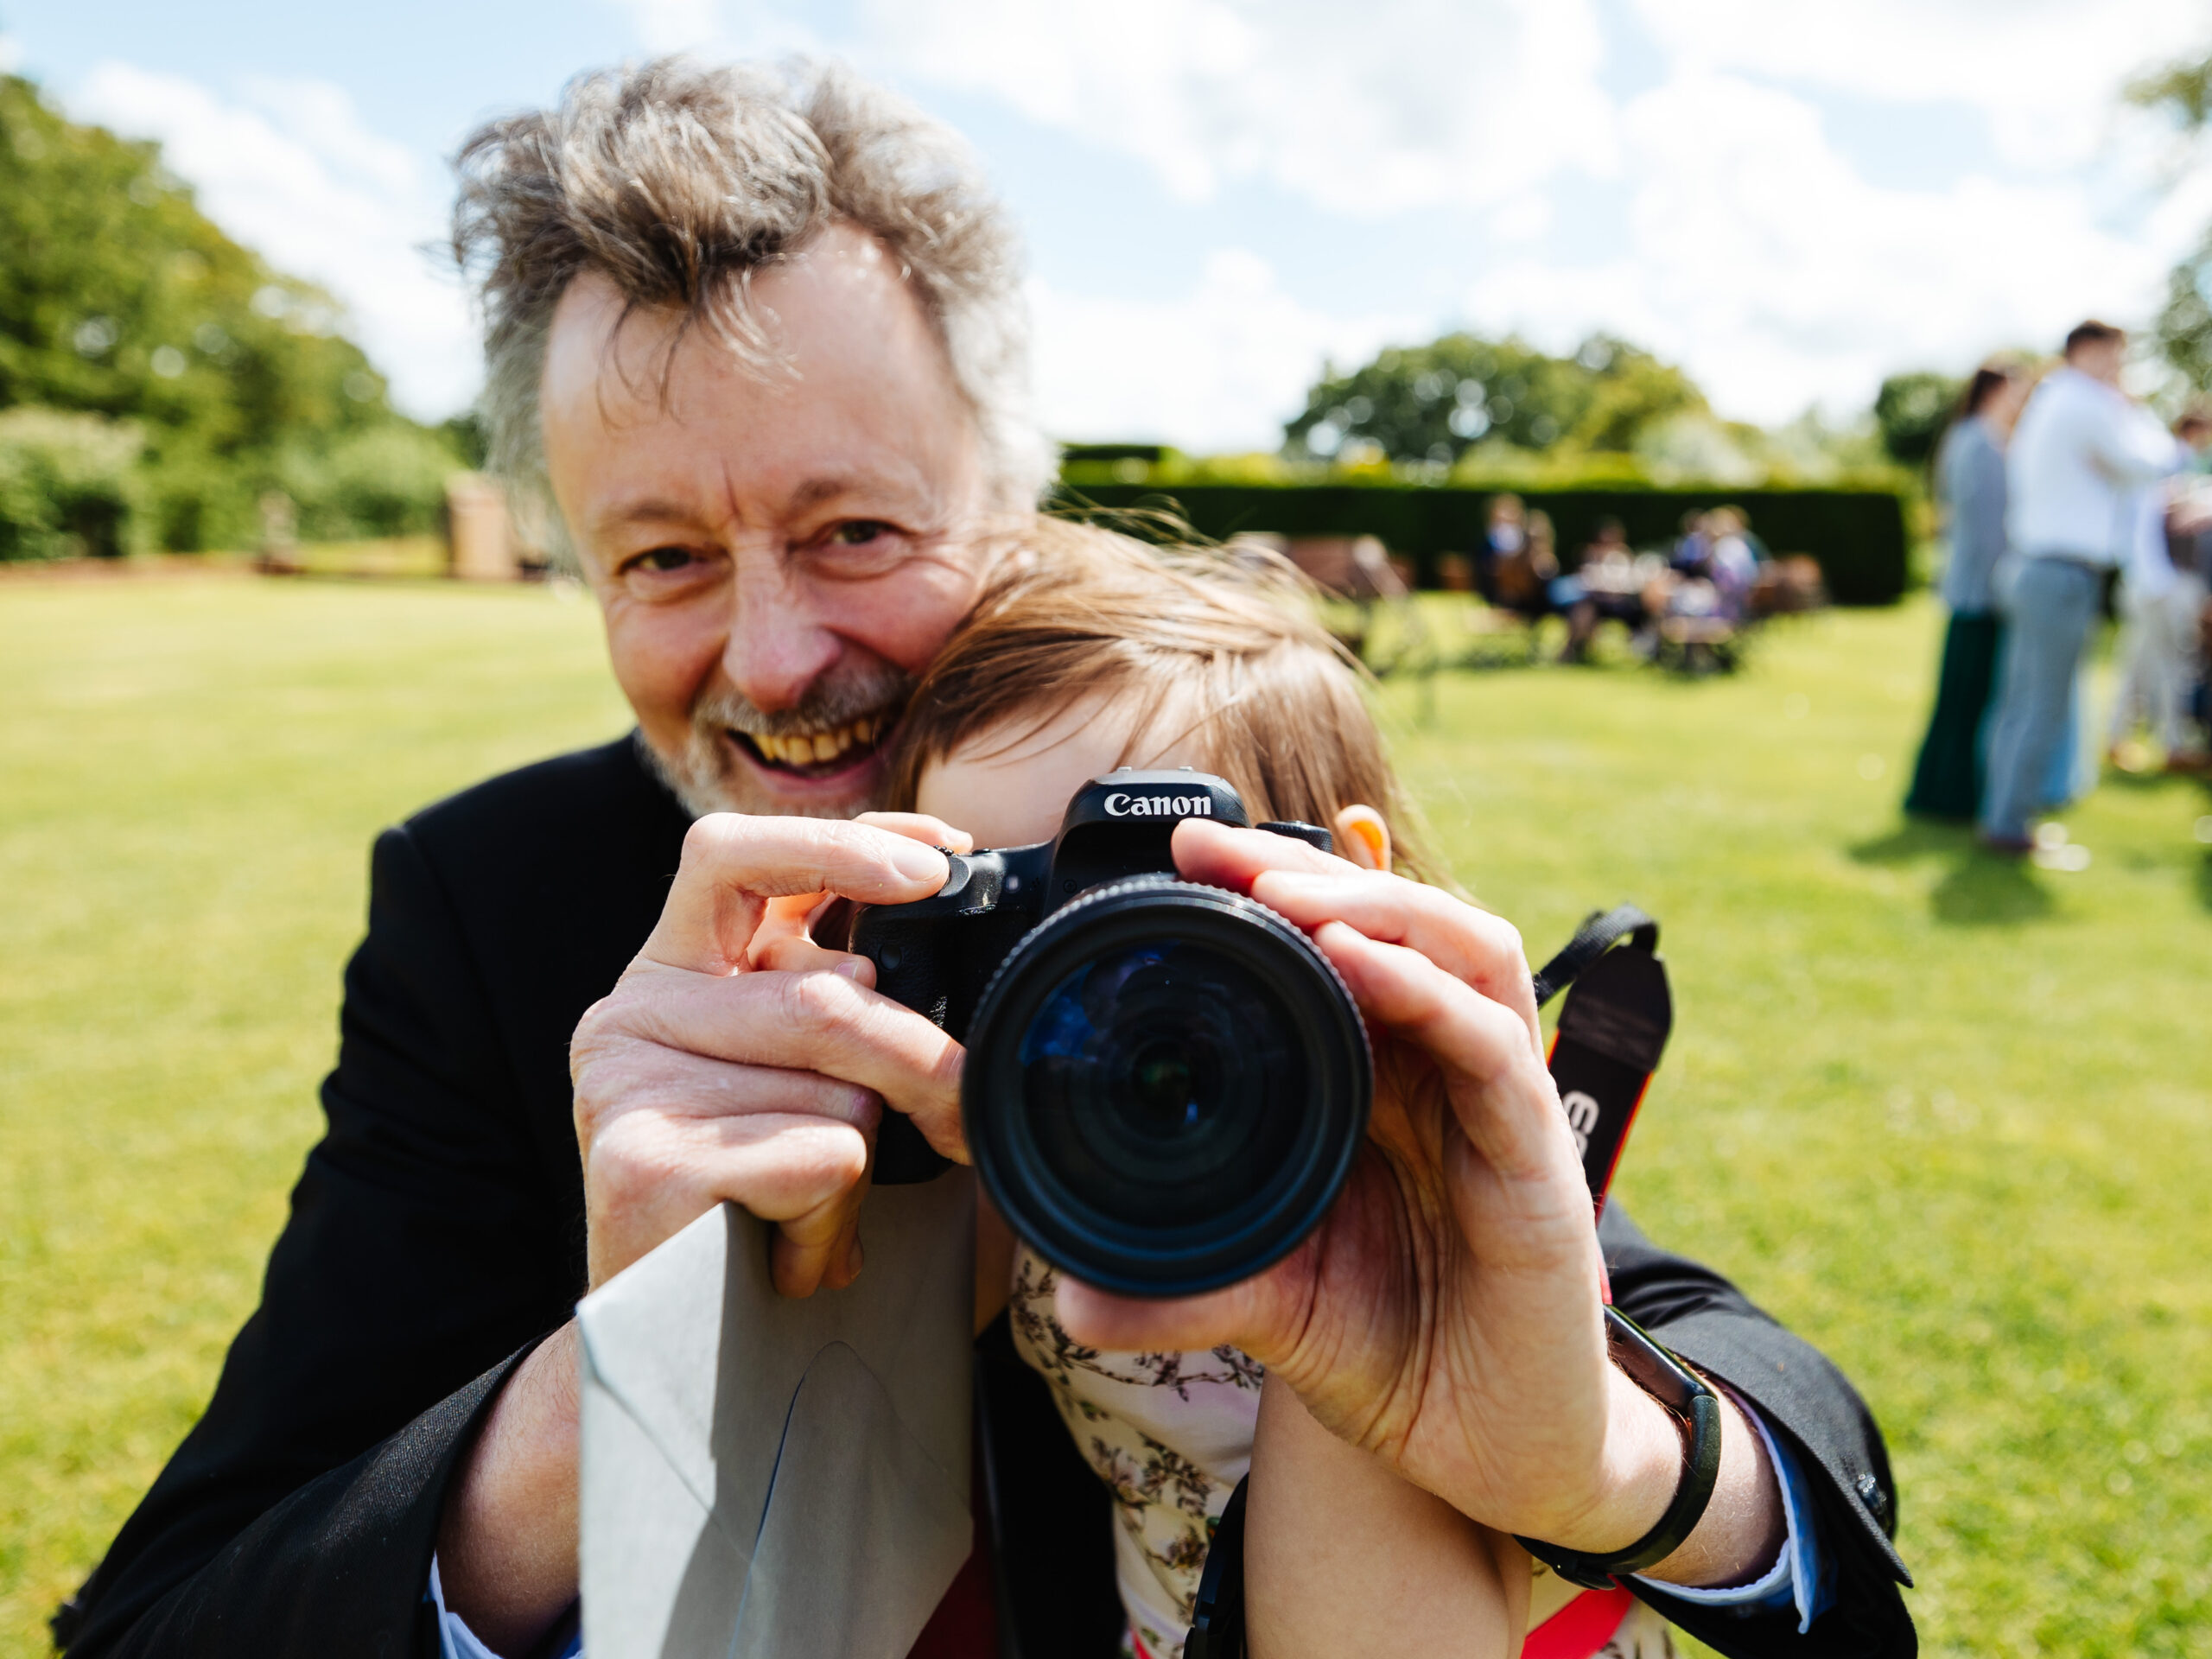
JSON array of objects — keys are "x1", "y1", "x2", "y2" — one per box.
[
  {"x1": 1872, "y1": 371, "x2": 1964, "y2": 467},
  {"x1": 0, "y1": 72, "x2": 464, "y2": 554},
  {"x1": 2148, "y1": 239, "x2": 2212, "y2": 394},
  {"x1": 1281, "y1": 332, "x2": 1706, "y2": 467},
  {"x1": 2131, "y1": 49, "x2": 2212, "y2": 395}
]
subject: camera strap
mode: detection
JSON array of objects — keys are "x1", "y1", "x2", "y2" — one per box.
[{"x1": 1531, "y1": 906, "x2": 1670, "y2": 1215}]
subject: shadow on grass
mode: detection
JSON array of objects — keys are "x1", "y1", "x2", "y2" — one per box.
[
  {"x1": 1930, "y1": 855, "x2": 2055, "y2": 925},
  {"x1": 1849, "y1": 818, "x2": 1970, "y2": 865},
  {"x1": 2100, "y1": 766, "x2": 2179, "y2": 793},
  {"x1": 1849, "y1": 817, "x2": 2056, "y2": 925}
]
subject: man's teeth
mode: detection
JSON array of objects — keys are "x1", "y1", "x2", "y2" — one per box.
[{"x1": 747, "y1": 715, "x2": 886, "y2": 769}]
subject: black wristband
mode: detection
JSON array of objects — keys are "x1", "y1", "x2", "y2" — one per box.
[{"x1": 1516, "y1": 1306, "x2": 1725, "y2": 1591}]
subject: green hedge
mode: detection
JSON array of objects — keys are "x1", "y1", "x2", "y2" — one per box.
[{"x1": 1051, "y1": 480, "x2": 1910, "y2": 605}]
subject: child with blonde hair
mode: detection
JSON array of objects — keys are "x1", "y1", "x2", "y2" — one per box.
[{"x1": 867, "y1": 520, "x2": 1684, "y2": 1659}]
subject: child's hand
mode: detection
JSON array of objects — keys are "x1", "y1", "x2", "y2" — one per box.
[{"x1": 1052, "y1": 817, "x2": 1685, "y2": 1568}]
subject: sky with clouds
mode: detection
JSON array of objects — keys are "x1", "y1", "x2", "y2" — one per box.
[{"x1": 7, "y1": 1, "x2": 2211, "y2": 448}]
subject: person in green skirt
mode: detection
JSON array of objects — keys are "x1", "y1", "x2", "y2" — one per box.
[{"x1": 1906, "y1": 362, "x2": 2032, "y2": 819}]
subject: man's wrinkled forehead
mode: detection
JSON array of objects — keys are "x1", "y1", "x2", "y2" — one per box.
[
  {"x1": 539, "y1": 246, "x2": 987, "y2": 540},
  {"x1": 541, "y1": 231, "x2": 953, "y2": 427}
]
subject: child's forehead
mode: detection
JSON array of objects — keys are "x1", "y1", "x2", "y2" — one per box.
[{"x1": 913, "y1": 693, "x2": 1212, "y2": 849}]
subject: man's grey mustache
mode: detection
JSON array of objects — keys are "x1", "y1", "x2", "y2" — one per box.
[
  {"x1": 638, "y1": 659, "x2": 920, "y2": 821},
  {"x1": 692, "y1": 663, "x2": 917, "y2": 741}
]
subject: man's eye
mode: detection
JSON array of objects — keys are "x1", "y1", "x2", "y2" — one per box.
[
  {"x1": 830, "y1": 520, "x2": 893, "y2": 546},
  {"x1": 629, "y1": 547, "x2": 699, "y2": 573}
]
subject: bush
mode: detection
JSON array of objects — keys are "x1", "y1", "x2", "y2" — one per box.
[
  {"x1": 1052, "y1": 476, "x2": 1913, "y2": 606},
  {"x1": 292, "y1": 424, "x2": 460, "y2": 539},
  {"x1": 131, "y1": 441, "x2": 260, "y2": 552},
  {"x1": 1874, "y1": 372, "x2": 1962, "y2": 467},
  {"x1": 0, "y1": 406, "x2": 142, "y2": 559}
]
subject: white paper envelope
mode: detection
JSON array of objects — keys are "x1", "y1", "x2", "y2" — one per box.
[{"x1": 577, "y1": 1172, "x2": 977, "y2": 1659}]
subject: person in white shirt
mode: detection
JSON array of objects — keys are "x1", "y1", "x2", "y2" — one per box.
[
  {"x1": 2106, "y1": 410, "x2": 2212, "y2": 769},
  {"x1": 1979, "y1": 321, "x2": 2181, "y2": 851}
]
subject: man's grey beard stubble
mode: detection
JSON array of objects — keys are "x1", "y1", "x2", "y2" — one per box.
[{"x1": 637, "y1": 658, "x2": 918, "y2": 820}]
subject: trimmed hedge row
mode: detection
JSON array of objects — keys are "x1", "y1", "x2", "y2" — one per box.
[{"x1": 1050, "y1": 480, "x2": 1911, "y2": 605}]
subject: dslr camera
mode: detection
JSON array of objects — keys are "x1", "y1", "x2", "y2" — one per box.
[{"x1": 851, "y1": 772, "x2": 1371, "y2": 1298}]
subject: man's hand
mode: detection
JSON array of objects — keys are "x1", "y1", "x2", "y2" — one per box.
[
  {"x1": 570, "y1": 811, "x2": 973, "y2": 1295},
  {"x1": 1056, "y1": 819, "x2": 1783, "y2": 1585},
  {"x1": 439, "y1": 810, "x2": 973, "y2": 1649}
]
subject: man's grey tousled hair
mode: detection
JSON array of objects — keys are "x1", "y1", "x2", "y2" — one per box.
[{"x1": 451, "y1": 58, "x2": 1051, "y2": 556}]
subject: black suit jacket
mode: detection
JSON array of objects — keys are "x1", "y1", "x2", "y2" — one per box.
[{"x1": 58, "y1": 737, "x2": 1913, "y2": 1657}]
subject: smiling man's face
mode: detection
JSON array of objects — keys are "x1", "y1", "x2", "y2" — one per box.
[{"x1": 541, "y1": 223, "x2": 1005, "y2": 817}]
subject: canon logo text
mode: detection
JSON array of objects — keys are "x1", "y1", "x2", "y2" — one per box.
[{"x1": 1103, "y1": 792, "x2": 1214, "y2": 819}]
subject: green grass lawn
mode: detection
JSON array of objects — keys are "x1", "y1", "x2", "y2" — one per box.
[{"x1": 3, "y1": 575, "x2": 2209, "y2": 1656}]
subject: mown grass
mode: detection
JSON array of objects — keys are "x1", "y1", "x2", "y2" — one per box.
[{"x1": 3, "y1": 576, "x2": 2209, "y2": 1656}]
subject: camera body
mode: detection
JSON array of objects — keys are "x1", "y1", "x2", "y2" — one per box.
[
  {"x1": 855, "y1": 770, "x2": 1285, "y2": 1052},
  {"x1": 852, "y1": 772, "x2": 1369, "y2": 1297}
]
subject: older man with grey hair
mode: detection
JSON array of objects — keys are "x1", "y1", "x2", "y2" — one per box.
[{"x1": 56, "y1": 59, "x2": 1910, "y2": 1659}]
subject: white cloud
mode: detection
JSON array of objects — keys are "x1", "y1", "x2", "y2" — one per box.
[
  {"x1": 1490, "y1": 191, "x2": 1553, "y2": 245},
  {"x1": 1624, "y1": 0, "x2": 2206, "y2": 172},
  {"x1": 67, "y1": 64, "x2": 476, "y2": 420},
  {"x1": 0, "y1": 34, "x2": 22, "y2": 75},
  {"x1": 842, "y1": 0, "x2": 2212, "y2": 421},
  {"x1": 237, "y1": 75, "x2": 419, "y2": 199},
  {"x1": 1031, "y1": 248, "x2": 1417, "y2": 448},
  {"x1": 1466, "y1": 72, "x2": 2177, "y2": 421},
  {"x1": 618, "y1": 0, "x2": 728, "y2": 55},
  {"x1": 608, "y1": 0, "x2": 826, "y2": 59},
  {"x1": 861, "y1": 0, "x2": 1618, "y2": 217}
]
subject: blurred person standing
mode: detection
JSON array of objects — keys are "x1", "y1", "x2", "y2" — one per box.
[
  {"x1": 2106, "y1": 409, "x2": 2212, "y2": 771},
  {"x1": 1669, "y1": 507, "x2": 1713, "y2": 576},
  {"x1": 1477, "y1": 490, "x2": 1527, "y2": 606},
  {"x1": 1905, "y1": 363, "x2": 2030, "y2": 819},
  {"x1": 1979, "y1": 322, "x2": 2179, "y2": 854},
  {"x1": 1514, "y1": 509, "x2": 1601, "y2": 661},
  {"x1": 1704, "y1": 507, "x2": 1761, "y2": 621}
]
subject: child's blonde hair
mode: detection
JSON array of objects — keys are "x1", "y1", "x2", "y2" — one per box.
[{"x1": 887, "y1": 518, "x2": 1442, "y2": 883}]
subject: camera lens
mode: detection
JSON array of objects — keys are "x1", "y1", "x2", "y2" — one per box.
[
  {"x1": 1127, "y1": 1041, "x2": 1199, "y2": 1124},
  {"x1": 1017, "y1": 938, "x2": 1300, "y2": 1228},
  {"x1": 964, "y1": 878, "x2": 1370, "y2": 1298}
]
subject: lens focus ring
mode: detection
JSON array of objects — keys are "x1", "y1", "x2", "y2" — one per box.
[{"x1": 963, "y1": 875, "x2": 1371, "y2": 1299}]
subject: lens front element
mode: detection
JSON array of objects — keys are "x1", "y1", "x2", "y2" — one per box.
[
  {"x1": 966, "y1": 878, "x2": 1370, "y2": 1297},
  {"x1": 1019, "y1": 937, "x2": 1306, "y2": 1230}
]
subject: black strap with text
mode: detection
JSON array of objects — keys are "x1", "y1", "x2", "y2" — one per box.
[{"x1": 1535, "y1": 905, "x2": 1670, "y2": 1211}]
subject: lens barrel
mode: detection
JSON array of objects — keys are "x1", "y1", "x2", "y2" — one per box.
[{"x1": 963, "y1": 876, "x2": 1370, "y2": 1298}]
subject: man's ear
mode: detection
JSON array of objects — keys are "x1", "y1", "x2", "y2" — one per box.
[{"x1": 1332, "y1": 804, "x2": 1392, "y2": 872}]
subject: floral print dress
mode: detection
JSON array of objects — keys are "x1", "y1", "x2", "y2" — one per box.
[{"x1": 1007, "y1": 1245, "x2": 1679, "y2": 1659}]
